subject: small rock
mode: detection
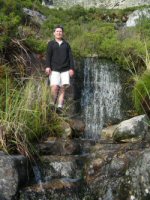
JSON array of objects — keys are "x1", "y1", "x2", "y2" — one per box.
[
  {"x1": 68, "y1": 119, "x2": 85, "y2": 137},
  {"x1": 60, "y1": 121, "x2": 72, "y2": 138},
  {"x1": 101, "y1": 125, "x2": 118, "y2": 140}
]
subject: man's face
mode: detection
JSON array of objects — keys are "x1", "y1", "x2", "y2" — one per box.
[{"x1": 54, "y1": 28, "x2": 63, "y2": 40}]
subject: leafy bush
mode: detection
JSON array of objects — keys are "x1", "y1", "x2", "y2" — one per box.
[{"x1": 24, "y1": 36, "x2": 47, "y2": 53}]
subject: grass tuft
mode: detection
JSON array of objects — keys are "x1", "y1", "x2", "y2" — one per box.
[{"x1": 0, "y1": 75, "x2": 62, "y2": 157}]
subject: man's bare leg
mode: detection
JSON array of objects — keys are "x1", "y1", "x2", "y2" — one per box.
[
  {"x1": 57, "y1": 86, "x2": 65, "y2": 108},
  {"x1": 51, "y1": 85, "x2": 60, "y2": 105}
]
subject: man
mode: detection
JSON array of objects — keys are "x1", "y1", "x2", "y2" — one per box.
[{"x1": 45, "y1": 25, "x2": 74, "y2": 113}]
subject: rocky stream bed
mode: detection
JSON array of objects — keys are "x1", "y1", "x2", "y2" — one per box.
[{"x1": 0, "y1": 115, "x2": 150, "y2": 200}]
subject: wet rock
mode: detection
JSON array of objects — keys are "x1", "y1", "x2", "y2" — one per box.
[
  {"x1": 38, "y1": 138, "x2": 82, "y2": 155},
  {"x1": 113, "y1": 115, "x2": 149, "y2": 143},
  {"x1": 0, "y1": 155, "x2": 29, "y2": 200},
  {"x1": 68, "y1": 119, "x2": 85, "y2": 137},
  {"x1": 9, "y1": 138, "x2": 150, "y2": 200},
  {"x1": 23, "y1": 8, "x2": 46, "y2": 25},
  {"x1": 101, "y1": 125, "x2": 118, "y2": 140},
  {"x1": 83, "y1": 142, "x2": 149, "y2": 199},
  {"x1": 38, "y1": 138, "x2": 97, "y2": 156},
  {"x1": 41, "y1": 155, "x2": 85, "y2": 181},
  {"x1": 0, "y1": 195, "x2": 6, "y2": 200},
  {"x1": 19, "y1": 178, "x2": 83, "y2": 200}
]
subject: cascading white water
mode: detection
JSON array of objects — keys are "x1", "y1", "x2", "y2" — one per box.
[{"x1": 81, "y1": 58, "x2": 122, "y2": 138}]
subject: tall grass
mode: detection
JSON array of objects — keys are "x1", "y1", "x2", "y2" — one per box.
[
  {"x1": 0, "y1": 75, "x2": 62, "y2": 157},
  {"x1": 132, "y1": 49, "x2": 150, "y2": 115}
]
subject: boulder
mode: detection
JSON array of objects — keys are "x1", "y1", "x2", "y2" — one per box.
[
  {"x1": 23, "y1": 8, "x2": 46, "y2": 25},
  {"x1": 113, "y1": 115, "x2": 149, "y2": 142},
  {"x1": 0, "y1": 154, "x2": 29, "y2": 200},
  {"x1": 126, "y1": 8, "x2": 150, "y2": 27}
]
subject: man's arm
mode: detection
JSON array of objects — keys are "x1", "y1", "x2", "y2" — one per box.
[
  {"x1": 45, "y1": 42, "x2": 52, "y2": 75},
  {"x1": 68, "y1": 44, "x2": 75, "y2": 77}
]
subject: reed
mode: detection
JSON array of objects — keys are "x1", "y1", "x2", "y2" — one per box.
[
  {"x1": 132, "y1": 48, "x2": 150, "y2": 115},
  {"x1": 0, "y1": 75, "x2": 62, "y2": 157}
]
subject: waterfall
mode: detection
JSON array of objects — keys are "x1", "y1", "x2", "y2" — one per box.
[{"x1": 81, "y1": 58, "x2": 122, "y2": 139}]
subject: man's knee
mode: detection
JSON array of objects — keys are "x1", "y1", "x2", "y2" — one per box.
[
  {"x1": 51, "y1": 85, "x2": 59, "y2": 92},
  {"x1": 62, "y1": 84, "x2": 70, "y2": 90}
]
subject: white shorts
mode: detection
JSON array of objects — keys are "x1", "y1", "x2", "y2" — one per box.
[{"x1": 49, "y1": 71, "x2": 70, "y2": 87}]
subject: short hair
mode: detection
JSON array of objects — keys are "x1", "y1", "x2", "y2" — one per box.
[{"x1": 54, "y1": 25, "x2": 64, "y2": 32}]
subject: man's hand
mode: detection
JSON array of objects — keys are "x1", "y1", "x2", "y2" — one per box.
[
  {"x1": 45, "y1": 67, "x2": 51, "y2": 75},
  {"x1": 69, "y1": 69, "x2": 74, "y2": 77}
]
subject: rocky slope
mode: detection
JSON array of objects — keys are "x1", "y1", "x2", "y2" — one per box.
[{"x1": 42, "y1": 0, "x2": 150, "y2": 9}]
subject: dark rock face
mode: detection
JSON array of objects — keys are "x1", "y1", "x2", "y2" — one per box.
[
  {"x1": 121, "y1": 149, "x2": 150, "y2": 200},
  {"x1": 0, "y1": 154, "x2": 29, "y2": 200},
  {"x1": 84, "y1": 142, "x2": 150, "y2": 200}
]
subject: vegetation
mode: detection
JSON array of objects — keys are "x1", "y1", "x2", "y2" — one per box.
[
  {"x1": 133, "y1": 70, "x2": 150, "y2": 113},
  {"x1": 1, "y1": 0, "x2": 150, "y2": 69},
  {"x1": 132, "y1": 51, "x2": 150, "y2": 114},
  {"x1": 0, "y1": 72, "x2": 63, "y2": 157}
]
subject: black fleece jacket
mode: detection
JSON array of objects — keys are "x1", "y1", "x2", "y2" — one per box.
[{"x1": 46, "y1": 39, "x2": 74, "y2": 72}]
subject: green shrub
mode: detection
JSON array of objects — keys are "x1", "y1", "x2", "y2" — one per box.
[{"x1": 24, "y1": 36, "x2": 47, "y2": 53}]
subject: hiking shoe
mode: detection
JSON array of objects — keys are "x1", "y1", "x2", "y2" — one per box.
[{"x1": 56, "y1": 107, "x2": 63, "y2": 115}]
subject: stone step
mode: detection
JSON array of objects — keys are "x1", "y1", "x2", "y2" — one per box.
[
  {"x1": 40, "y1": 154, "x2": 89, "y2": 181},
  {"x1": 38, "y1": 138, "x2": 96, "y2": 156},
  {"x1": 19, "y1": 178, "x2": 83, "y2": 200}
]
